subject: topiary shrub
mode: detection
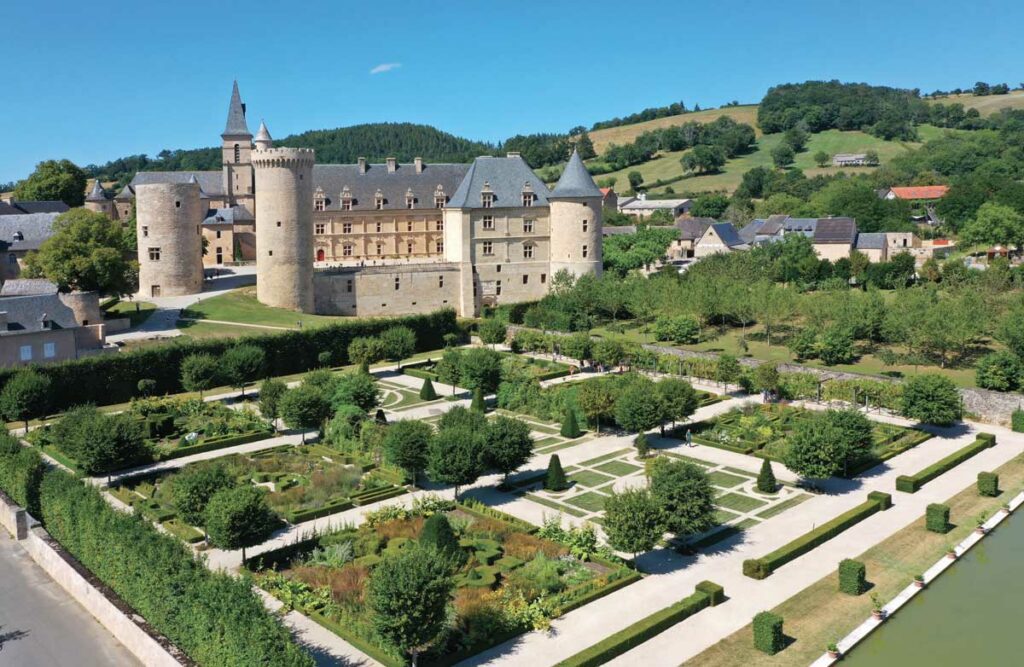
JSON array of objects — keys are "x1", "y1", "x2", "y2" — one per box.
[
  {"x1": 471, "y1": 387, "x2": 485, "y2": 413},
  {"x1": 838, "y1": 559, "x2": 866, "y2": 595},
  {"x1": 743, "y1": 558, "x2": 770, "y2": 580},
  {"x1": 419, "y1": 378, "x2": 438, "y2": 401},
  {"x1": 695, "y1": 580, "x2": 725, "y2": 606},
  {"x1": 756, "y1": 458, "x2": 777, "y2": 493},
  {"x1": 545, "y1": 455, "x2": 568, "y2": 491},
  {"x1": 634, "y1": 432, "x2": 649, "y2": 459},
  {"x1": 867, "y1": 490, "x2": 892, "y2": 510},
  {"x1": 978, "y1": 471, "x2": 999, "y2": 497},
  {"x1": 419, "y1": 513, "x2": 466, "y2": 567},
  {"x1": 561, "y1": 410, "x2": 581, "y2": 438},
  {"x1": 926, "y1": 503, "x2": 950, "y2": 533},
  {"x1": 753, "y1": 611, "x2": 784, "y2": 655}
]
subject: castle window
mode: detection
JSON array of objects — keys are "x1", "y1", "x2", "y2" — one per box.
[
  {"x1": 346, "y1": 279, "x2": 353, "y2": 293},
  {"x1": 407, "y1": 221, "x2": 414, "y2": 232},
  {"x1": 523, "y1": 244, "x2": 534, "y2": 259},
  {"x1": 141, "y1": 226, "x2": 148, "y2": 238},
  {"x1": 277, "y1": 221, "x2": 282, "y2": 227},
  {"x1": 406, "y1": 195, "x2": 415, "y2": 209},
  {"x1": 496, "y1": 280, "x2": 502, "y2": 296},
  {"x1": 342, "y1": 222, "x2": 352, "y2": 234},
  {"x1": 148, "y1": 247, "x2": 161, "y2": 261},
  {"x1": 268, "y1": 250, "x2": 273, "y2": 256},
  {"x1": 315, "y1": 223, "x2": 326, "y2": 235},
  {"x1": 315, "y1": 199, "x2": 325, "y2": 212},
  {"x1": 343, "y1": 244, "x2": 353, "y2": 256},
  {"x1": 583, "y1": 220, "x2": 589, "y2": 232},
  {"x1": 435, "y1": 220, "x2": 444, "y2": 231},
  {"x1": 438, "y1": 275, "x2": 444, "y2": 288},
  {"x1": 482, "y1": 241, "x2": 493, "y2": 256},
  {"x1": 582, "y1": 244, "x2": 589, "y2": 258},
  {"x1": 482, "y1": 192, "x2": 493, "y2": 208},
  {"x1": 8, "y1": 253, "x2": 16, "y2": 265},
  {"x1": 216, "y1": 230, "x2": 222, "y2": 239},
  {"x1": 435, "y1": 196, "x2": 445, "y2": 209},
  {"x1": 376, "y1": 242, "x2": 384, "y2": 255},
  {"x1": 522, "y1": 193, "x2": 534, "y2": 207},
  {"x1": 342, "y1": 199, "x2": 353, "y2": 211},
  {"x1": 522, "y1": 275, "x2": 529, "y2": 285},
  {"x1": 175, "y1": 201, "x2": 180, "y2": 208},
  {"x1": 496, "y1": 264, "x2": 501, "y2": 273},
  {"x1": 436, "y1": 240, "x2": 444, "y2": 253},
  {"x1": 482, "y1": 215, "x2": 494, "y2": 230},
  {"x1": 44, "y1": 342, "x2": 56, "y2": 359},
  {"x1": 375, "y1": 193, "x2": 384, "y2": 210},
  {"x1": 407, "y1": 242, "x2": 414, "y2": 254},
  {"x1": 524, "y1": 219, "x2": 534, "y2": 233},
  {"x1": 376, "y1": 221, "x2": 383, "y2": 233},
  {"x1": 394, "y1": 277, "x2": 400, "y2": 291},
  {"x1": 233, "y1": 144, "x2": 240, "y2": 163},
  {"x1": 541, "y1": 273, "x2": 547, "y2": 284},
  {"x1": 19, "y1": 345, "x2": 31, "y2": 362}
]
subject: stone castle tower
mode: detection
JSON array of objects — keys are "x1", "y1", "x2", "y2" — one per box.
[
  {"x1": 251, "y1": 126, "x2": 315, "y2": 312},
  {"x1": 84, "y1": 179, "x2": 115, "y2": 217},
  {"x1": 221, "y1": 81, "x2": 255, "y2": 212},
  {"x1": 548, "y1": 149, "x2": 603, "y2": 278},
  {"x1": 135, "y1": 181, "x2": 204, "y2": 297}
]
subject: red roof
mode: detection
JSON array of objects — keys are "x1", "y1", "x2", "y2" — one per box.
[
  {"x1": 889, "y1": 185, "x2": 949, "y2": 200},
  {"x1": 600, "y1": 187, "x2": 613, "y2": 196}
]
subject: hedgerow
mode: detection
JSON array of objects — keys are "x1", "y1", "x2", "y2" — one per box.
[
  {"x1": 0, "y1": 433, "x2": 43, "y2": 515},
  {"x1": 895, "y1": 434, "x2": 995, "y2": 493}
]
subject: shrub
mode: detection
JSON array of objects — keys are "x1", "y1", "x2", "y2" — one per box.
[
  {"x1": 419, "y1": 513, "x2": 465, "y2": 567},
  {"x1": 0, "y1": 436, "x2": 44, "y2": 515},
  {"x1": 978, "y1": 471, "x2": 999, "y2": 497},
  {"x1": 470, "y1": 387, "x2": 486, "y2": 413},
  {"x1": 838, "y1": 559, "x2": 866, "y2": 595},
  {"x1": 753, "y1": 611, "x2": 784, "y2": 655},
  {"x1": 926, "y1": 503, "x2": 950, "y2": 533},
  {"x1": 743, "y1": 558, "x2": 770, "y2": 580},
  {"x1": 1013, "y1": 409, "x2": 1024, "y2": 433},
  {"x1": 545, "y1": 455, "x2": 568, "y2": 491},
  {"x1": 634, "y1": 432, "x2": 649, "y2": 458},
  {"x1": 756, "y1": 458, "x2": 776, "y2": 493},
  {"x1": 419, "y1": 378, "x2": 438, "y2": 401},
  {"x1": 900, "y1": 373, "x2": 961, "y2": 425},
  {"x1": 561, "y1": 410, "x2": 581, "y2": 438},
  {"x1": 48, "y1": 405, "x2": 150, "y2": 475},
  {"x1": 695, "y1": 580, "x2": 725, "y2": 606},
  {"x1": 896, "y1": 435, "x2": 994, "y2": 493}
]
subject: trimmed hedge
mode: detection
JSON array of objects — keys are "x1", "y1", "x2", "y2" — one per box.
[
  {"x1": 0, "y1": 309, "x2": 458, "y2": 417},
  {"x1": 744, "y1": 493, "x2": 890, "y2": 579},
  {"x1": 161, "y1": 430, "x2": 273, "y2": 461},
  {"x1": 0, "y1": 436, "x2": 44, "y2": 516},
  {"x1": 895, "y1": 434, "x2": 995, "y2": 494},
  {"x1": 556, "y1": 587, "x2": 712, "y2": 667},
  {"x1": 696, "y1": 580, "x2": 725, "y2": 606},
  {"x1": 838, "y1": 558, "x2": 867, "y2": 595},
  {"x1": 978, "y1": 471, "x2": 999, "y2": 497},
  {"x1": 926, "y1": 503, "x2": 951, "y2": 533},
  {"x1": 7, "y1": 469, "x2": 312, "y2": 666},
  {"x1": 753, "y1": 611, "x2": 784, "y2": 655}
]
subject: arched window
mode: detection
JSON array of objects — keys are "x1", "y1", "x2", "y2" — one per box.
[{"x1": 233, "y1": 144, "x2": 240, "y2": 163}]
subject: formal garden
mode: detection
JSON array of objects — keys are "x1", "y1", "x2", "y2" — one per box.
[{"x1": 249, "y1": 496, "x2": 639, "y2": 666}]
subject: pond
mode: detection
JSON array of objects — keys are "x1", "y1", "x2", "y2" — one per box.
[{"x1": 843, "y1": 508, "x2": 1024, "y2": 665}]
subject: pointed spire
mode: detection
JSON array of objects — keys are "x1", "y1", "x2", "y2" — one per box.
[
  {"x1": 550, "y1": 149, "x2": 602, "y2": 199},
  {"x1": 254, "y1": 119, "x2": 273, "y2": 150},
  {"x1": 86, "y1": 179, "x2": 106, "y2": 202},
  {"x1": 222, "y1": 80, "x2": 251, "y2": 137}
]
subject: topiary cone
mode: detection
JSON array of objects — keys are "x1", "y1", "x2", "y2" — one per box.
[
  {"x1": 757, "y1": 458, "x2": 777, "y2": 493},
  {"x1": 420, "y1": 378, "x2": 438, "y2": 401},
  {"x1": 470, "y1": 387, "x2": 486, "y2": 413},
  {"x1": 545, "y1": 454, "x2": 568, "y2": 491},
  {"x1": 561, "y1": 410, "x2": 581, "y2": 438}
]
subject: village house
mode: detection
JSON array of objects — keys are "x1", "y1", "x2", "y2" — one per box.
[
  {"x1": 693, "y1": 222, "x2": 748, "y2": 258},
  {"x1": 617, "y1": 194, "x2": 693, "y2": 219}
]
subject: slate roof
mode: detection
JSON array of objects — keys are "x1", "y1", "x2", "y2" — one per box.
[
  {"x1": 447, "y1": 156, "x2": 550, "y2": 209},
  {"x1": 602, "y1": 225, "x2": 637, "y2": 236},
  {"x1": 708, "y1": 222, "x2": 745, "y2": 248},
  {"x1": 888, "y1": 185, "x2": 949, "y2": 200},
  {"x1": 0, "y1": 279, "x2": 57, "y2": 297},
  {"x1": 130, "y1": 171, "x2": 225, "y2": 197},
  {"x1": 12, "y1": 200, "x2": 70, "y2": 215},
  {"x1": 0, "y1": 293, "x2": 80, "y2": 332},
  {"x1": 813, "y1": 217, "x2": 858, "y2": 244},
  {"x1": 739, "y1": 218, "x2": 787, "y2": 243},
  {"x1": 620, "y1": 198, "x2": 692, "y2": 211},
  {"x1": 203, "y1": 205, "x2": 254, "y2": 226},
  {"x1": 86, "y1": 180, "x2": 107, "y2": 202},
  {"x1": 676, "y1": 217, "x2": 713, "y2": 241},
  {"x1": 0, "y1": 213, "x2": 60, "y2": 251},
  {"x1": 312, "y1": 162, "x2": 469, "y2": 211},
  {"x1": 223, "y1": 81, "x2": 251, "y2": 137},
  {"x1": 255, "y1": 120, "x2": 272, "y2": 144},
  {"x1": 550, "y1": 150, "x2": 602, "y2": 199},
  {"x1": 0, "y1": 201, "x2": 22, "y2": 216},
  {"x1": 855, "y1": 232, "x2": 887, "y2": 250},
  {"x1": 114, "y1": 184, "x2": 135, "y2": 201}
]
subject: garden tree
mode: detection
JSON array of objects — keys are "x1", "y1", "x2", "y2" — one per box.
[
  {"x1": 23, "y1": 209, "x2": 136, "y2": 295},
  {"x1": 484, "y1": 415, "x2": 534, "y2": 482},
  {"x1": 559, "y1": 332, "x2": 593, "y2": 367},
  {"x1": 435, "y1": 347, "x2": 463, "y2": 395},
  {"x1": 204, "y1": 485, "x2": 277, "y2": 562},
  {"x1": 751, "y1": 364, "x2": 780, "y2": 395},
  {"x1": 960, "y1": 202, "x2": 1024, "y2": 249},
  {"x1": 278, "y1": 384, "x2": 333, "y2": 442},
  {"x1": 13, "y1": 159, "x2": 87, "y2": 206},
  {"x1": 900, "y1": 373, "x2": 961, "y2": 426},
  {"x1": 180, "y1": 353, "x2": 220, "y2": 398},
  {"x1": 603, "y1": 488, "x2": 665, "y2": 558},
  {"x1": 419, "y1": 513, "x2": 465, "y2": 567},
  {"x1": 0, "y1": 369, "x2": 51, "y2": 430},
  {"x1": 627, "y1": 171, "x2": 643, "y2": 190},
  {"x1": 437, "y1": 405, "x2": 487, "y2": 432},
  {"x1": 477, "y1": 318, "x2": 508, "y2": 348},
  {"x1": 647, "y1": 457, "x2": 717, "y2": 537},
  {"x1": 221, "y1": 344, "x2": 266, "y2": 397},
  {"x1": 470, "y1": 387, "x2": 486, "y2": 413},
  {"x1": 757, "y1": 458, "x2": 777, "y2": 493},
  {"x1": 614, "y1": 377, "x2": 665, "y2": 433},
  {"x1": 459, "y1": 347, "x2": 503, "y2": 393},
  {"x1": 348, "y1": 336, "x2": 385, "y2": 373},
  {"x1": 689, "y1": 194, "x2": 730, "y2": 219},
  {"x1": 783, "y1": 124, "x2": 809, "y2": 152},
  {"x1": 750, "y1": 281, "x2": 797, "y2": 346},
  {"x1": 383, "y1": 420, "x2": 433, "y2": 486},
  {"x1": 331, "y1": 371, "x2": 381, "y2": 412},
  {"x1": 818, "y1": 326, "x2": 856, "y2": 365},
  {"x1": 428, "y1": 426, "x2": 486, "y2": 499},
  {"x1": 653, "y1": 315, "x2": 700, "y2": 344},
  {"x1": 681, "y1": 144, "x2": 726, "y2": 174},
  {"x1": 997, "y1": 303, "x2": 1024, "y2": 359},
  {"x1": 634, "y1": 432, "x2": 650, "y2": 458},
  {"x1": 170, "y1": 462, "x2": 235, "y2": 527},
  {"x1": 826, "y1": 409, "x2": 874, "y2": 477},
  {"x1": 593, "y1": 339, "x2": 625, "y2": 369},
  {"x1": 545, "y1": 454, "x2": 568, "y2": 491},
  {"x1": 788, "y1": 329, "x2": 818, "y2": 360},
  {"x1": 814, "y1": 150, "x2": 830, "y2": 167},
  {"x1": 258, "y1": 378, "x2": 287, "y2": 429},
  {"x1": 656, "y1": 378, "x2": 699, "y2": 431},
  {"x1": 725, "y1": 282, "x2": 757, "y2": 343},
  {"x1": 366, "y1": 543, "x2": 453, "y2": 666},
  {"x1": 785, "y1": 409, "x2": 872, "y2": 479},
  {"x1": 326, "y1": 404, "x2": 368, "y2": 445},
  {"x1": 975, "y1": 350, "x2": 1023, "y2": 391},
  {"x1": 576, "y1": 379, "x2": 617, "y2": 433},
  {"x1": 771, "y1": 143, "x2": 795, "y2": 168},
  {"x1": 50, "y1": 406, "x2": 149, "y2": 475},
  {"x1": 380, "y1": 326, "x2": 417, "y2": 369},
  {"x1": 419, "y1": 378, "x2": 438, "y2": 400},
  {"x1": 715, "y1": 354, "x2": 742, "y2": 390}
]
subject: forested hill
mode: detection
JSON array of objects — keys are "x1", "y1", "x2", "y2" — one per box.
[{"x1": 86, "y1": 122, "x2": 496, "y2": 185}]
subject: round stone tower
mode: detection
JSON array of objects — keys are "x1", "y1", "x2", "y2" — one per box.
[
  {"x1": 135, "y1": 181, "x2": 204, "y2": 297},
  {"x1": 548, "y1": 149, "x2": 603, "y2": 278},
  {"x1": 252, "y1": 139, "x2": 315, "y2": 312}
]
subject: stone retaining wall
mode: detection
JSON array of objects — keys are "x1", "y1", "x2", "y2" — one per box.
[{"x1": 0, "y1": 489, "x2": 27, "y2": 539}]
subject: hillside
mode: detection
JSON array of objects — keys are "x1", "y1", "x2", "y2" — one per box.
[
  {"x1": 926, "y1": 90, "x2": 1024, "y2": 116},
  {"x1": 588, "y1": 105, "x2": 760, "y2": 154}
]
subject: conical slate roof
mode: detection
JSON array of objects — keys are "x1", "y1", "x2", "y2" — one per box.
[
  {"x1": 86, "y1": 179, "x2": 106, "y2": 202},
  {"x1": 222, "y1": 80, "x2": 251, "y2": 137},
  {"x1": 550, "y1": 149, "x2": 602, "y2": 199},
  {"x1": 255, "y1": 120, "x2": 272, "y2": 143},
  {"x1": 114, "y1": 184, "x2": 135, "y2": 201}
]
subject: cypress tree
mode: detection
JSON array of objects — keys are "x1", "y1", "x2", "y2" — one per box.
[
  {"x1": 419, "y1": 513, "x2": 465, "y2": 566},
  {"x1": 560, "y1": 410, "x2": 581, "y2": 438},
  {"x1": 375, "y1": 408, "x2": 388, "y2": 424},
  {"x1": 545, "y1": 455, "x2": 568, "y2": 491},
  {"x1": 757, "y1": 458, "x2": 777, "y2": 493},
  {"x1": 419, "y1": 378, "x2": 438, "y2": 401},
  {"x1": 470, "y1": 387, "x2": 486, "y2": 413}
]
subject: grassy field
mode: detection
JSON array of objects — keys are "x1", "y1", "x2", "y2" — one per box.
[
  {"x1": 181, "y1": 287, "x2": 344, "y2": 328},
  {"x1": 926, "y1": 90, "x2": 1024, "y2": 116},
  {"x1": 105, "y1": 300, "x2": 156, "y2": 327},
  {"x1": 685, "y1": 453, "x2": 1024, "y2": 667},
  {"x1": 588, "y1": 105, "x2": 761, "y2": 154}
]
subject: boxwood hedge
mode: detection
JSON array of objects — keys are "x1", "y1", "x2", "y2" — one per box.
[
  {"x1": 838, "y1": 558, "x2": 867, "y2": 595},
  {"x1": 926, "y1": 503, "x2": 951, "y2": 533},
  {"x1": 753, "y1": 611, "x2": 784, "y2": 655},
  {"x1": 895, "y1": 434, "x2": 995, "y2": 494},
  {"x1": 978, "y1": 471, "x2": 999, "y2": 497}
]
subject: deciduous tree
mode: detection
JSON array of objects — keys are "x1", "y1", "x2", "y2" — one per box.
[{"x1": 603, "y1": 488, "x2": 664, "y2": 558}]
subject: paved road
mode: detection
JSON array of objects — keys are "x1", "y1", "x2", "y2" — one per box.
[{"x1": 0, "y1": 531, "x2": 139, "y2": 666}]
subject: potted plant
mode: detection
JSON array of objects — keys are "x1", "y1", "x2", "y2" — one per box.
[
  {"x1": 870, "y1": 594, "x2": 885, "y2": 621},
  {"x1": 827, "y1": 642, "x2": 841, "y2": 659},
  {"x1": 975, "y1": 512, "x2": 988, "y2": 535},
  {"x1": 946, "y1": 545, "x2": 958, "y2": 560},
  {"x1": 1002, "y1": 502, "x2": 1012, "y2": 516},
  {"x1": 913, "y1": 574, "x2": 925, "y2": 589}
]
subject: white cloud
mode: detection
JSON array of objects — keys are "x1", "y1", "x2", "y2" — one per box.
[{"x1": 370, "y1": 63, "x2": 401, "y2": 75}]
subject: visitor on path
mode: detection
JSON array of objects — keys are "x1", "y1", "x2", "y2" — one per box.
[{"x1": 686, "y1": 429, "x2": 693, "y2": 447}]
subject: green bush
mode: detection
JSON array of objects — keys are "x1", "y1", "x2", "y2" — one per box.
[
  {"x1": 561, "y1": 410, "x2": 581, "y2": 438},
  {"x1": 0, "y1": 435, "x2": 44, "y2": 516},
  {"x1": 556, "y1": 589, "x2": 710, "y2": 667},
  {"x1": 838, "y1": 559, "x2": 867, "y2": 595},
  {"x1": 743, "y1": 558, "x2": 770, "y2": 580},
  {"x1": 895, "y1": 435, "x2": 995, "y2": 494},
  {"x1": 419, "y1": 378, "x2": 438, "y2": 401},
  {"x1": 926, "y1": 503, "x2": 951, "y2": 533},
  {"x1": 978, "y1": 471, "x2": 999, "y2": 497},
  {"x1": 1013, "y1": 409, "x2": 1024, "y2": 433},
  {"x1": 545, "y1": 455, "x2": 568, "y2": 491},
  {"x1": 756, "y1": 458, "x2": 776, "y2": 493},
  {"x1": 867, "y1": 490, "x2": 893, "y2": 510},
  {"x1": 753, "y1": 611, "x2": 784, "y2": 655},
  {"x1": 695, "y1": 580, "x2": 725, "y2": 606}
]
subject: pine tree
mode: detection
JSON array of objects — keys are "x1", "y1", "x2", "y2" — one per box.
[
  {"x1": 545, "y1": 455, "x2": 568, "y2": 491},
  {"x1": 419, "y1": 378, "x2": 438, "y2": 401},
  {"x1": 470, "y1": 387, "x2": 486, "y2": 413},
  {"x1": 757, "y1": 458, "x2": 777, "y2": 493},
  {"x1": 561, "y1": 410, "x2": 581, "y2": 438},
  {"x1": 634, "y1": 432, "x2": 650, "y2": 459}
]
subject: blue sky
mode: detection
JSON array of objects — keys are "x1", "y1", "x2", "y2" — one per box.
[{"x1": 2, "y1": 0, "x2": 1022, "y2": 183}]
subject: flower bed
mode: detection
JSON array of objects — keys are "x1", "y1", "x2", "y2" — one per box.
[{"x1": 128, "y1": 396, "x2": 274, "y2": 459}]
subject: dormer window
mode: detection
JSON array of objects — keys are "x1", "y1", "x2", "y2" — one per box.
[
  {"x1": 12, "y1": 231, "x2": 23, "y2": 242},
  {"x1": 375, "y1": 189, "x2": 385, "y2": 210},
  {"x1": 521, "y1": 181, "x2": 535, "y2": 207},
  {"x1": 406, "y1": 189, "x2": 416, "y2": 210},
  {"x1": 314, "y1": 187, "x2": 326, "y2": 212},
  {"x1": 481, "y1": 182, "x2": 494, "y2": 208},
  {"x1": 341, "y1": 186, "x2": 353, "y2": 211}
]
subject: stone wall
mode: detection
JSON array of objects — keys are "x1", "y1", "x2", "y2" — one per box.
[
  {"x1": 312, "y1": 263, "x2": 461, "y2": 317},
  {"x1": 0, "y1": 489, "x2": 27, "y2": 539}
]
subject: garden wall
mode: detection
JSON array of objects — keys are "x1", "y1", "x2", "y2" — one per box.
[{"x1": 0, "y1": 488, "x2": 27, "y2": 539}]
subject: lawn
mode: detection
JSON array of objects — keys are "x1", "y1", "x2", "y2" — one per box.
[
  {"x1": 251, "y1": 500, "x2": 638, "y2": 666},
  {"x1": 104, "y1": 299, "x2": 156, "y2": 327},
  {"x1": 181, "y1": 287, "x2": 346, "y2": 329},
  {"x1": 588, "y1": 105, "x2": 762, "y2": 154},
  {"x1": 926, "y1": 90, "x2": 1024, "y2": 116},
  {"x1": 685, "y1": 453, "x2": 1024, "y2": 667}
]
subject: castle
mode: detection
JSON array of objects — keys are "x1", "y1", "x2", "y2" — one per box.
[{"x1": 102, "y1": 82, "x2": 603, "y2": 317}]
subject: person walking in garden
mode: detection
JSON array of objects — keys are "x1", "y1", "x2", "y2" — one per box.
[{"x1": 686, "y1": 429, "x2": 693, "y2": 447}]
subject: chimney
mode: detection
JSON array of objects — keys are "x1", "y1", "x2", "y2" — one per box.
[
  {"x1": 414, "y1": 157, "x2": 423, "y2": 173},
  {"x1": 507, "y1": 151, "x2": 521, "y2": 158},
  {"x1": 386, "y1": 157, "x2": 397, "y2": 173},
  {"x1": 357, "y1": 157, "x2": 367, "y2": 174}
]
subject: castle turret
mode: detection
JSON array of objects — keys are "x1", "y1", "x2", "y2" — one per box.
[
  {"x1": 84, "y1": 179, "x2": 114, "y2": 217},
  {"x1": 135, "y1": 181, "x2": 204, "y2": 297},
  {"x1": 254, "y1": 120, "x2": 273, "y2": 150},
  {"x1": 548, "y1": 149, "x2": 603, "y2": 278},
  {"x1": 252, "y1": 139, "x2": 315, "y2": 313},
  {"x1": 221, "y1": 81, "x2": 254, "y2": 208}
]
